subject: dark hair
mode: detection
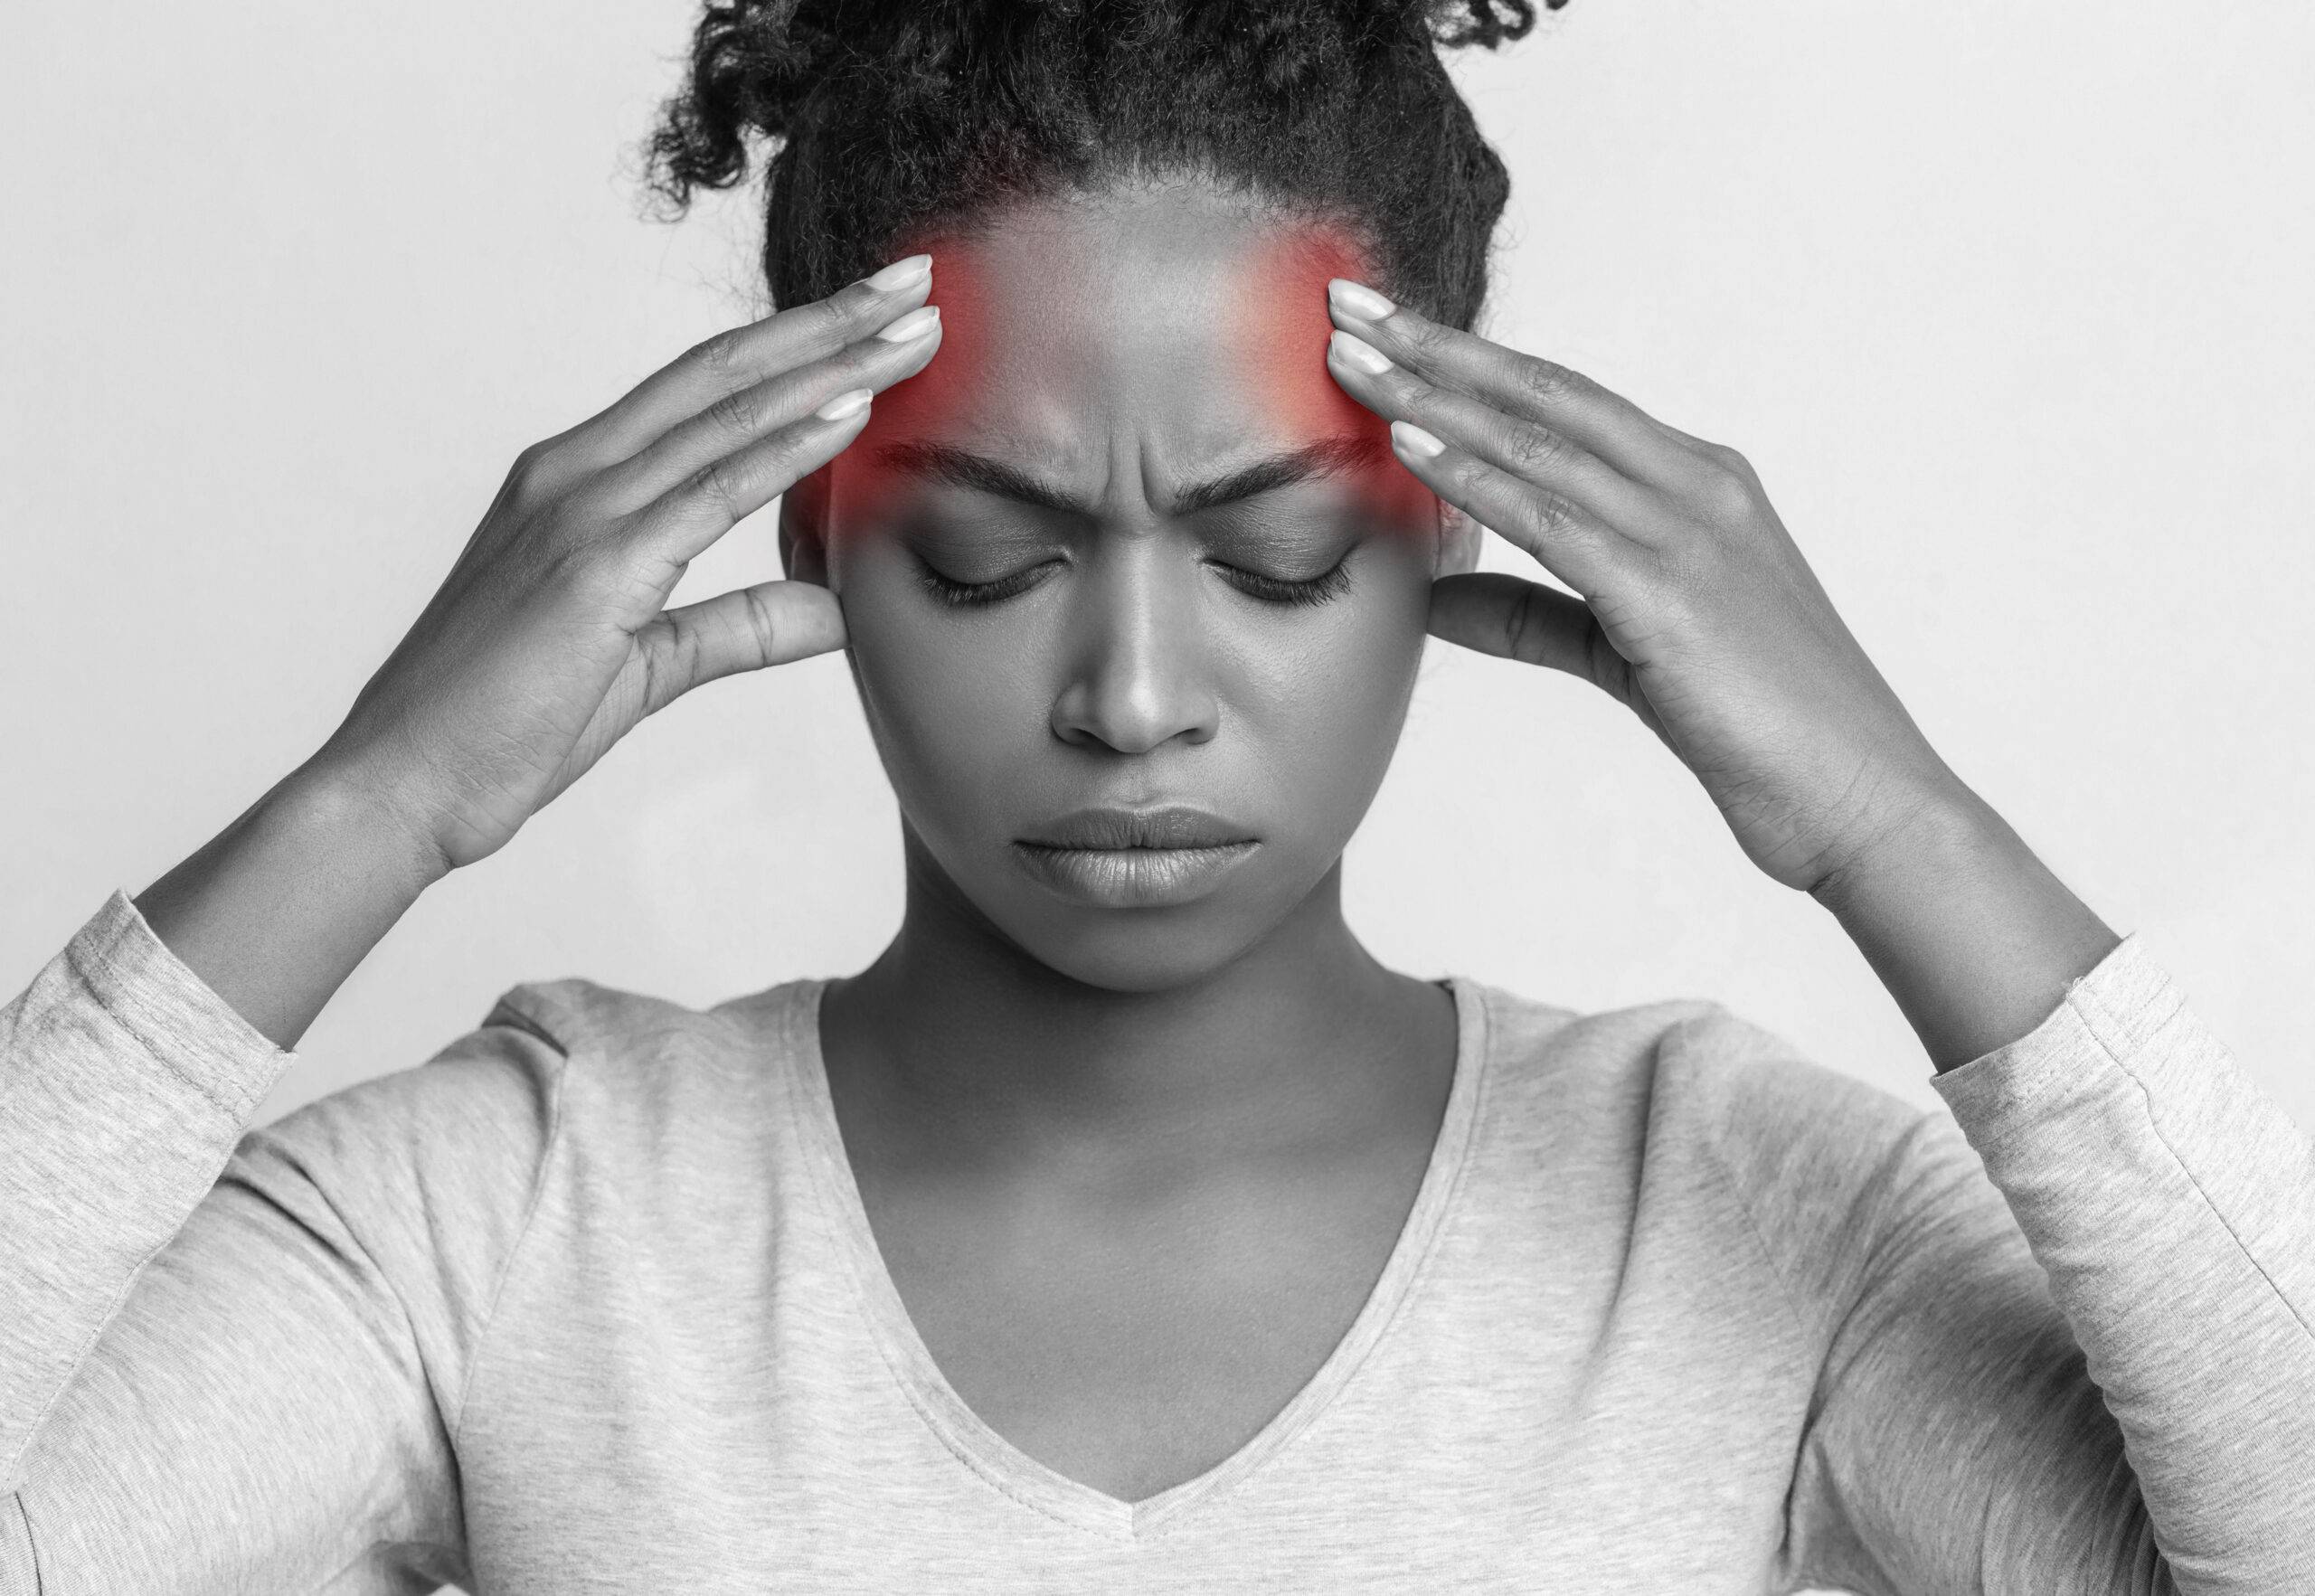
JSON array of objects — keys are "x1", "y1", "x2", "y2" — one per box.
[{"x1": 644, "y1": 0, "x2": 1554, "y2": 330}]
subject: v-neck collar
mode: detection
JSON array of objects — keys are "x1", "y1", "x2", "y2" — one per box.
[{"x1": 780, "y1": 974, "x2": 1493, "y2": 1542}]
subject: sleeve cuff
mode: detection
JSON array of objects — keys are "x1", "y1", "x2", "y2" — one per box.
[
  {"x1": 45, "y1": 889, "x2": 296, "y2": 1120},
  {"x1": 1927, "y1": 930, "x2": 2174, "y2": 1137}
]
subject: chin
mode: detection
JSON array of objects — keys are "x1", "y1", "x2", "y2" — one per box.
[{"x1": 992, "y1": 903, "x2": 1282, "y2": 995}]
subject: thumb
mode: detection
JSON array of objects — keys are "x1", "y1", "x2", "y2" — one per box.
[
  {"x1": 1428, "y1": 571, "x2": 1656, "y2": 728},
  {"x1": 635, "y1": 578, "x2": 847, "y2": 717},
  {"x1": 1429, "y1": 571, "x2": 1609, "y2": 679}
]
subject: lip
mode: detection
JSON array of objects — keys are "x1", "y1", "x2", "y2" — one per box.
[
  {"x1": 1021, "y1": 805, "x2": 1257, "y2": 850},
  {"x1": 1013, "y1": 805, "x2": 1261, "y2": 909}
]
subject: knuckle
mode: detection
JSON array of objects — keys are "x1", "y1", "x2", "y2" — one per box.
[
  {"x1": 1394, "y1": 315, "x2": 1445, "y2": 354},
  {"x1": 1503, "y1": 584, "x2": 1545, "y2": 663},
  {"x1": 1701, "y1": 453, "x2": 1759, "y2": 516},
  {"x1": 1521, "y1": 485, "x2": 1583, "y2": 540},
  {"x1": 686, "y1": 455, "x2": 747, "y2": 522},
  {"x1": 1502, "y1": 420, "x2": 1567, "y2": 476},
  {"x1": 739, "y1": 583, "x2": 780, "y2": 657},
  {"x1": 1442, "y1": 451, "x2": 1491, "y2": 500},
  {"x1": 1515, "y1": 356, "x2": 1583, "y2": 410},
  {"x1": 704, "y1": 382, "x2": 763, "y2": 440},
  {"x1": 688, "y1": 327, "x2": 749, "y2": 380},
  {"x1": 504, "y1": 442, "x2": 553, "y2": 499},
  {"x1": 775, "y1": 295, "x2": 853, "y2": 355}
]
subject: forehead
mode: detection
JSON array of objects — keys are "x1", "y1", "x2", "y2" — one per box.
[{"x1": 848, "y1": 184, "x2": 1384, "y2": 502}]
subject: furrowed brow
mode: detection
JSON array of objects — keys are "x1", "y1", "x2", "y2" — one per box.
[
  {"x1": 1171, "y1": 434, "x2": 1385, "y2": 515},
  {"x1": 872, "y1": 433, "x2": 1388, "y2": 518},
  {"x1": 872, "y1": 442, "x2": 1091, "y2": 515}
]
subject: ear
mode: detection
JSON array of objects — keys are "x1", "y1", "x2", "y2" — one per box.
[
  {"x1": 1433, "y1": 500, "x2": 1483, "y2": 579},
  {"x1": 779, "y1": 467, "x2": 832, "y2": 589}
]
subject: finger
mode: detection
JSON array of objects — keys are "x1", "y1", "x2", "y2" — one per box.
[
  {"x1": 634, "y1": 387, "x2": 879, "y2": 566},
  {"x1": 562, "y1": 255, "x2": 935, "y2": 475},
  {"x1": 1381, "y1": 418, "x2": 1625, "y2": 596},
  {"x1": 1325, "y1": 327, "x2": 1660, "y2": 540},
  {"x1": 1428, "y1": 569, "x2": 1603, "y2": 672},
  {"x1": 1428, "y1": 571, "x2": 1662, "y2": 735},
  {"x1": 1326, "y1": 279, "x2": 1713, "y2": 496},
  {"x1": 634, "y1": 578, "x2": 846, "y2": 717},
  {"x1": 593, "y1": 307, "x2": 942, "y2": 515}
]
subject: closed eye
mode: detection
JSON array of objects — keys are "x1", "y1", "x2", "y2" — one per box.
[
  {"x1": 1210, "y1": 554, "x2": 1353, "y2": 608},
  {"x1": 909, "y1": 552, "x2": 1355, "y2": 609},
  {"x1": 912, "y1": 557, "x2": 1059, "y2": 608}
]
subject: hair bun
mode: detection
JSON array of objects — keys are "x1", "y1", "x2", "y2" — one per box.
[
  {"x1": 649, "y1": 0, "x2": 1549, "y2": 205},
  {"x1": 647, "y1": 0, "x2": 1557, "y2": 327}
]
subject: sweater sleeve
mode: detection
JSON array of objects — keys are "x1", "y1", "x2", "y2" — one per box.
[
  {"x1": 1776, "y1": 932, "x2": 2315, "y2": 1595},
  {"x1": 0, "y1": 892, "x2": 570, "y2": 1595}
]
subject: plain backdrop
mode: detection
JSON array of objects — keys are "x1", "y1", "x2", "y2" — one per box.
[{"x1": 5, "y1": 1, "x2": 2310, "y2": 1153}]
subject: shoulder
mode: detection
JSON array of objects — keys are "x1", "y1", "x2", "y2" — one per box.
[
  {"x1": 1457, "y1": 975, "x2": 1982, "y2": 1273},
  {"x1": 233, "y1": 972, "x2": 817, "y2": 1252},
  {"x1": 491, "y1": 971, "x2": 818, "y2": 1121},
  {"x1": 1463, "y1": 974, "x2": 1933, "y2": 1154}
]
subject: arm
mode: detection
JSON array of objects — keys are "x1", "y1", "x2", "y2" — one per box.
[
  {"x1": 131, "y1": 760, "x2": 444, "y2": 1052},
  {"x1": 1318, "y1": 278, "x2": 2315, "y2": 1584},
  {"x1": 1736, "y1": 934, "x2": 2315, "y2": 1594},
  {"x1": 1811, "y1": 787, "x2": 2315, "y2": 1579},
  {"x1": 1685, "y1": 1011, "x2": 2175, "y2": 1594},
  {"x1": 2, "y1": 261, "x2": 937, "y2": 1588},
  {"x1": 1923, "y1": 925, "x2": 2315, "y2": 1587},
  {"x1": 1800, "y1": 779, "x2": 2315, "y2": 1587},
  {"x1": 2, "y1": 891, "x2": 566, "y2": 1594}
]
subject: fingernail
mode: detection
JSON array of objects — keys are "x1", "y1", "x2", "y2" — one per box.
[
  {"x1": 1329, "y1": 279, "x2": 1396, "y2": 321},
  {"x1": 1392, "y1": 420, "x2": 1445, "y2": 459},
  {"x1": 1329, "y1": 329, "x2": 1393, "y2": 375},
  {"x1": 875, "y1": 305, "x2": 941, "y2": 344},
  {"x1": 864, "y1": 253, "x2": 933, "y2": 291},
  {"x1": 816, "y1": 388, "x2": 873, "y2": 421}
]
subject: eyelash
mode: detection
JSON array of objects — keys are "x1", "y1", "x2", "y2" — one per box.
[
  {"x1": 913, "y1": 565, "x2": 1049, "y2": 608},
  {"x1": 913, "y1": 557, "x2": 1353, "y2": 609},
  {"x1": 1217, "y1": 559, "x2": 1353, "y2": 608}
]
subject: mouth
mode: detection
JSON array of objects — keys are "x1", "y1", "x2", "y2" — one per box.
[
  {"x1": 1013, "y1": 805, "x2": 1261, "y2": 908},
  {"x1": 1019, "y1": 804, "x2": 1258, "y2": 850}
]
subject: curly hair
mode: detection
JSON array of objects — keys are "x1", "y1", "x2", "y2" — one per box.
[{"x1": 644, "y1": 0, "x2": 1555, "y2": 330}]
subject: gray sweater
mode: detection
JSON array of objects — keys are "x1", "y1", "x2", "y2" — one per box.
[{"x1": 2, "y1": 889, "x2": 2310, "y2": 1594}]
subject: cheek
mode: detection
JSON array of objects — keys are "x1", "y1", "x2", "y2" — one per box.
[
  {"x1": 1266, "y1": 581, "x2": 1428, "y2": 792},
  {"x1": 835, "y1": 552, "x2": 1045, "y2": 817}
]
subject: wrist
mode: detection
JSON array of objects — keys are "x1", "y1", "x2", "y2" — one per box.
[
  {"x1": 1806, "y1": 779, "x2": 2003, "y2": 922},
  {"x1": 131, "y1": 760, "x2": 451, "y2": 1052},
  {"x1": 1807, "y1": 781, "x2": 2120, "y2": 1072},
  {"x1": 279, "y1": 751, "x2": 458, "y2": 896}
]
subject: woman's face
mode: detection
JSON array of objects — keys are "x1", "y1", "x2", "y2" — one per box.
[{"x1": 785, "y1": 183, "x2": 1476, "y2": 992}]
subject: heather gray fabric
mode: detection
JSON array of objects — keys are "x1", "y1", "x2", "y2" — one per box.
[{"x1": 4, "y1": 890, "x2": 2311, "y2": 1594}]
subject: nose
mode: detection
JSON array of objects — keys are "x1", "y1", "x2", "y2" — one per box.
[{"x1": 1048, "y1": 543, "x2": 1221, "y2": 755}]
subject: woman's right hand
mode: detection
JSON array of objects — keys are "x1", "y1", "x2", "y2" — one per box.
[{"x1": 311, "y1": 255, "x2": 942, "y2": 875}]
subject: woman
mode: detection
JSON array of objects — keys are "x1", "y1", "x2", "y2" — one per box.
[{"x1": 3, "y1": 0, "x2": 2308, "y2": 1590}]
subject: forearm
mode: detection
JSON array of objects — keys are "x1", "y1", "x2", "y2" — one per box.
[
  {"x1": 135, "y1": 760, "x2": 447, "y2": 1052},
  {"x1": 1818, "y1": 786, "x2": 2315, "y2": 1582},
  {"x1": 1810, "y1": 781, "x2": 2121, "y2": 1073}
]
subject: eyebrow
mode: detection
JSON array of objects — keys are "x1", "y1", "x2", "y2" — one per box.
[{"x1": 871, "y1": 433, "x2": 1387, "y2": 518}]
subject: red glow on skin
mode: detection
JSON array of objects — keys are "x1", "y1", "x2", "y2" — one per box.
[
  {"x1": 821, "y1": 216, "x2": 1437, "y2": 541},
  {"x1": 1228, "y1": 225, "x2": 1436, "y2": 537},
  {"x1": 824, "y1": 236, "x2": 1002, "y2": 534}
]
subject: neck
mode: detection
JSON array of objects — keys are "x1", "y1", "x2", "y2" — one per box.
[{"x1": 818, "y1": 832, "x2": 1445, "y2": 1185}]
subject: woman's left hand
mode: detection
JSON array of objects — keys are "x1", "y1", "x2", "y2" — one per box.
[{"x1": 1324, "y1": 279, "x2": 1968, "y2": 898}]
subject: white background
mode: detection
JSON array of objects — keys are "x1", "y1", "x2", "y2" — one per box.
[{"x1": 5, "y1": 1, "x2": 2310, "y2": 1148}]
